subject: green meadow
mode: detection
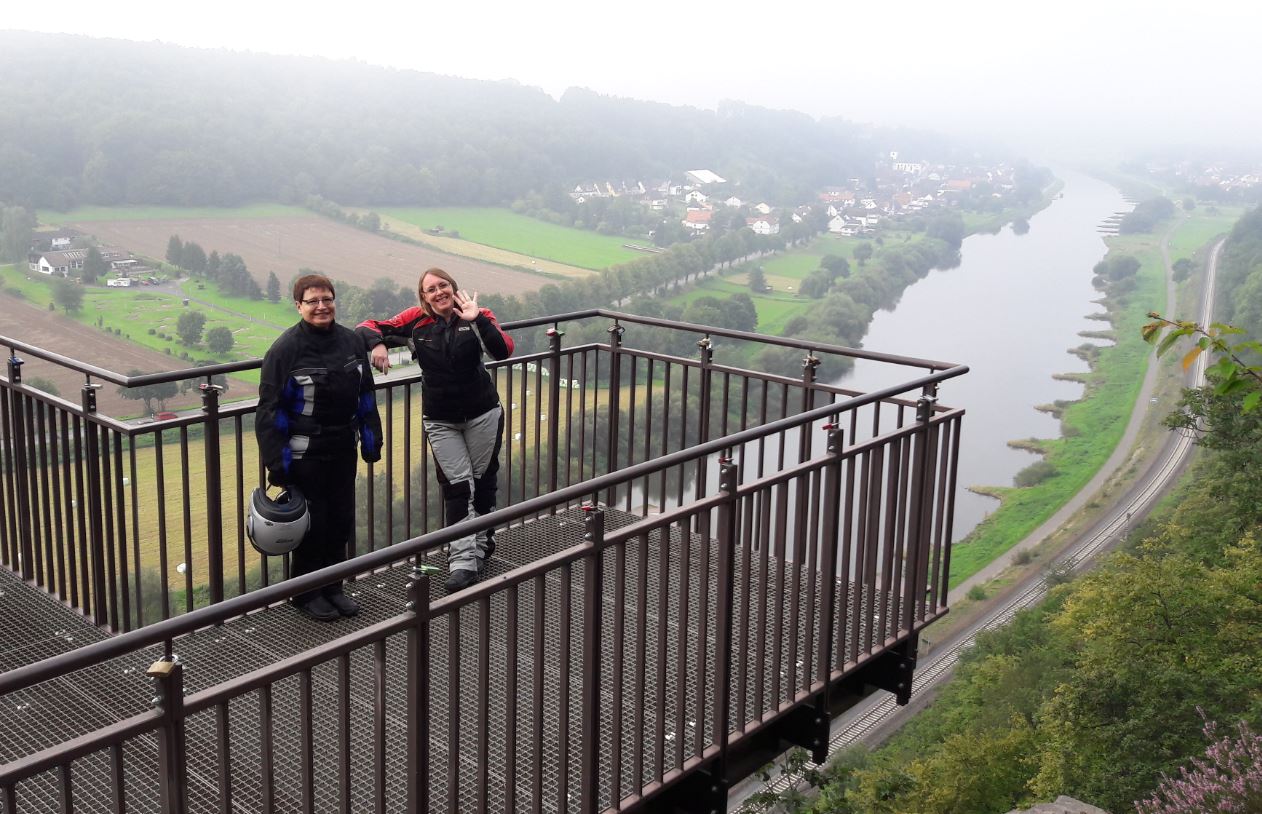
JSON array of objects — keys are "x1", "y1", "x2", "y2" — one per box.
[{"x1": 379, "y1": 207, "x2": 643, "y2": 270}]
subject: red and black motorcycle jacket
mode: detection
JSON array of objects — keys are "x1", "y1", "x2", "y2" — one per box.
[{"x1": 355, "y1": 307, "x2": 514, "y2": 422}]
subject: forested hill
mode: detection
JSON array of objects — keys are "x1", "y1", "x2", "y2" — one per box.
[{"x1": 0, "y1": 30, "x2": 958, "y2": 210}]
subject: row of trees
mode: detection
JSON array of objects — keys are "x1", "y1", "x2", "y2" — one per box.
[{"x1": 166, "y1": 235, "x2": 264, "y2": 300}]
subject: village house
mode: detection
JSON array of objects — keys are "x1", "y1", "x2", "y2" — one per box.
[
  {"x1": 30, "y1": 249, "x2": 87, "y2": 276},
  {"x1": 746, "y1": 216, "x2": 780, "y2": 236},
  {"x1": 752, "y1": 202, "x2": 772, "y2": 215},
  {"x1": 682, "y1": 209, "x2": 713, "y2": 233},
  {"x1": 685, "y1": 169, "x2": 725, "y2": 186},
  {"x1": 685, "y1": 190, "x2": 709, "y2": 204},
  {"x1": 724, "y1": 196, "x2": 743, "y2": 208}
]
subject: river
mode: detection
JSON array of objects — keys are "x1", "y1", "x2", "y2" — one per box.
[{"x1": 835, "y1": 170, "x2": 1129, "y2": 541}]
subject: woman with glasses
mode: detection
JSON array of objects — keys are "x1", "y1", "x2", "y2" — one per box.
[
  {"x1": 356, "y1": 267, "x2": 514, "y2": 592},
  {"x1": 256, "y1": 273, "x2": 383, "y2": 621}
]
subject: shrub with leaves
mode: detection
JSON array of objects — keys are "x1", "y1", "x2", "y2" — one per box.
[{"x1": 1142, "y1": 313, "x2": 1262, "y2": 412}]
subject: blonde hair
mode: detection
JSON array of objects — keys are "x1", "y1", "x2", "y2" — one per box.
[{"x1": 417, "y1": 268, "x2": 459, "y2": 317}]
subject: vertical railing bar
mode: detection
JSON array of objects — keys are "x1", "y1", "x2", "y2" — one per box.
[
  {"x1": 0, "y1": 384, "x2": 14, "y2": 572},
  {"x1": 937, "y1": 417, "x2": 963, "y2": 609},
  {"x1": 477, "y1": 596, "x2": 491, "y2": 814},
  {"x1": 641, "y1": 358, "x2": 654, "y2": 516},
  {"x1": 657, "y1": 364, "x2": 671, "y2": 513},
  {"x1": 816, "y1": 427, "x2": 844, "y2": 686},
  {"x1": 533, "y1": 358, "x2": 544, "y2": 504},
  {"x1": 565, "y1": 352, "x2": 576, "y2": 491},
  {"x1": 200, "y1": 384, "x2": 224, "y2": 605},
  {"x1": 179, "y1": 427, "x2": 193, "y2": 614},
  {"x1": 736, "y1": 483, "x2": 754, "y2": 730},
  {"x1": 654, "y1": 522, "x2": 669, "y2": 781},
  {"x1": 384, "y1": 389, "x2": 394, "y2": 548},
  {"x1": 154, "y1": 433, "x2": 170, "y2": 620},
  {"x1": 889, "y1": 434, "x2": 911, "y2": 638},
  {"x1": 299, "y1": 667, "x2": 315, "y2": 814},
  {"x1": 675, "y1": 366, "x2": 689, "y2": 509},
  {"x1": 579, "y1": 507, "x2": 605, "y2": 814},
  {"x1": 339, "y1": 651, "x2": 353, "y2": 814},
  {"x1": 849, "y1": 451, "x2": 870, "y2": 665},
  {"x1": 557, "y1": 561, "x2": 573, "y2": 814},
  {"x1": 48, "y1": 406, "x2": 68, "y2": 601},
  {"x1": 374, "y1": 639, "x2": 387, "y2": 814},
  {"x1": 693, "y1": 507, "x2": 712, "y2": 758},
  {"x1": 913, "y1": 423, "x2": 941, "y2": 622},
  {"x1": 770, "y1": 481, "x2": 788, "y2": 707},
  {"x1": 111, "y1": 740, "x2": 127, "y2": 814},
  {"x1": 58, "y1": 411, "x2": 78, "y2": 609},
  {"x1": 800, "y1": 468, "x2": 820, "y2": 690},
  {"x1": 111, "y1": 432, "x2": 130, "y2": 631},
  {"x1": 504, "y1": 582, "x2": 518, "y2": 813},
  {"x1": 863, "y1": 446, "x2": 885, "y2": 654},
  {"x1": 72, "y1": 413, "x2": 91, "y2": 621},
  {"x1": 754, "y1": 483, "x2": 771, "y2": 719},
  {"x1": 233, "y1": 416, "x2": 246, "y2": 598},
  {"x1": 216, "y1": 700, "x2": 231, "y2": 814},
  {"x1": 531, "y1": 574, "x2": 546, "y2": 811},
  {"x1": 673, "y1": 518, "x2": 691, "y2": 770},
  {"x1": 546, "y1": 327, "x2": 564, "y2": 505},
  {"x1": 632, "y1": 530, "x2": 650, "y2": 793},
  {"x1": 259, "y1": 683, "x2": 274, "y2": 812},
  {"x1": 880, "y1": 439, "x2": 902, "y2": 644},
  {"x1": 711, "y1": 460, "x2": 739, "y2": 783},
  {"x1": 58, "y1": 762, "x2": 72, "y2": 814},
  {"x1": 150, "y1": 659, "x2": 188, "y2": 814},
  {"x1": 35, "y1": 403, "x2": 55, "y2": 597},
  {"x1": 625, "y1": 355, "x2": 637, "y2": 514},
  {"x1": 610, "y1": 529, "x2": 626, "y2": 803},
  {"x1": 99, "y1": 425, "x2": 120, "y2": 628},
  {"x1": 404, "y1": 384, "x2": 414, "y2": 539},
  {"x1": 127, "y1": 440, "x2": 142, "y2": 629}
]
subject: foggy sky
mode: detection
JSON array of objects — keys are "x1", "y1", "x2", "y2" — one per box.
[{"x1": 6, "y1": 0, "x2": 1259, "y2": 163}]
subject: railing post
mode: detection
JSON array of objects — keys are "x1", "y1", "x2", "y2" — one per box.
[
  {"x1": 406, "y1": 566, "x2": 433, "y2": 814},
  {"x1": 579, "y1": 503, "x2": 605, "y2": 814},
  {"x1": 794, "y1": 353, "x2": 820, "y2": 563},
  {"x1": 603, "y1": 322, "x2": 624, "y2": 506},
  {"x1": 546, "y1": 326, "x2": 565, "y2": 505},
  {"x1": 694, "y1": 336, "x2": 714, "y2": 514},
  {"x1": 7, "y1": 354, "x2": 34, "y2": 581},
  {"x1": 709, "y1": 459, "x2": 740, "y2": 803},
  {"x1": 200, "y1": 383, "x2": 225, "y2": 606},
  {"x1": 814, "y1": 426, "x2": 845, "y2": 758},
  {"x1": 148, "y1": 656, "x2": 188, "y2": 814},
  {"x1": 81, "y1": 380, "x2": 108, "y2": 627}
]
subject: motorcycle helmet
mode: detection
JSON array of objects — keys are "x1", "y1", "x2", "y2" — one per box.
[{"x1": 247, "y1": 486, "x2": 310, "y2": 556}]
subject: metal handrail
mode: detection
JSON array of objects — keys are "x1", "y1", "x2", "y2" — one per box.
[{"x1": 0, "y1": 361, "x2": 965, "y2": 696}]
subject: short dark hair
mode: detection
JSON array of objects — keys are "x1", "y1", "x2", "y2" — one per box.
[{"x1": 293, "y1": 274, "x2": 335, "y2": 303}]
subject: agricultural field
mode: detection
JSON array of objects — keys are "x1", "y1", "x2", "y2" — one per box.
[
  {"x1": 0, "y1": 289, "x2": 211, "y2": 416},
  {"x1": 379, "y1": 207, "x2": 646, "y2": 270},
  {"x1": 48, "y1": 209, "x2": 549, "y2": 297}
]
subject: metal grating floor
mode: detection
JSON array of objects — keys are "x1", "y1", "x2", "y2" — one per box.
[{"x1": 1, "y1": 508, "x2": 897, "y2": 813}]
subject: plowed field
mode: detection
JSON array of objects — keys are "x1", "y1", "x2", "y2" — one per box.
[
  {"x1": 70, "y1": 216, "x2": 548, "y2": 296},
  {"x1": 0, "y1": 294, "x2": 241, "y2": 418}
]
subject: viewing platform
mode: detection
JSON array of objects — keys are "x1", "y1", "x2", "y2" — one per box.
[{"x1": 1, "y1": 310, "x2": 966, "y2": 812}]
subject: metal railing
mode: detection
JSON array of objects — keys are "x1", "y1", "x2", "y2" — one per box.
[{"x1": 0, "y1": 310, "x2": 966, "y2": 812}]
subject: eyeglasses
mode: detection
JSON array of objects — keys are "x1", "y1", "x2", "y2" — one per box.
[
  {"x1": 422, "y1": 281, "x2": 452, "y2": 296},
  {"x1": 300, "y1": 297, "x2": 335, "y2": 307}
]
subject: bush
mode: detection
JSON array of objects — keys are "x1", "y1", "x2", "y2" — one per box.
[
  {"x1": 1012, "y1": 549, "x2": 1034, "y2": 565},
  {"x1": 966, "y1": 585, "x2": 987, "y2": 601},
  {"x1": 1014, "y1": 459, "x2": 1057, "y2": 487}
]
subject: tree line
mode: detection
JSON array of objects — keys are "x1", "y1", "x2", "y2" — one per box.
[{"x1": 0, "y1": 31, "x2": 971, "y2": 212}]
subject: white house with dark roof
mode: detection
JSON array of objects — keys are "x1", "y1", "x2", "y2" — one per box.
[
  {"x1": 31, "y1": 249, "x2": 87, "y2": 276},
  {"x1": 746, "y1": 216, "x2": 780, "y2": 236}
]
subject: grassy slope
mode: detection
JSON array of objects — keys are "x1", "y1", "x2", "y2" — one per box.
[{"x1": 379, "y1": 206, "x2": 643, "y2": 270}]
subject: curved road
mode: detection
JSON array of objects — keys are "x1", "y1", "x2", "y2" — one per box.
[{"x1": 732, "y1": 230, "x2": 1224, "y2": 809}]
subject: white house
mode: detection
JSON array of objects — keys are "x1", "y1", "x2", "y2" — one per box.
[
  {"x1": 746, "y1": 216, "x2": 780, "y2": 236},
  {"x1": 685, "y1": 190, "x2": 709, "y2": 204},
  {"x1": 683, "y1": 210, "x2": 713, "y2": 232},
  {"x1": 753, "y1": 202, "x2": 772, "y2": 215},
  {"x1": 724, "y1": 196, "x2": 743, "y2": 208},
  {"x1": 32, "y1": 249, "x2": 87, "y2": 276}
]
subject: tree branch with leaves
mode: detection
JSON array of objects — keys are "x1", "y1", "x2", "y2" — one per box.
[{"x1": 1142, "y1": 312, "x2": 1262, "y2": 412}]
